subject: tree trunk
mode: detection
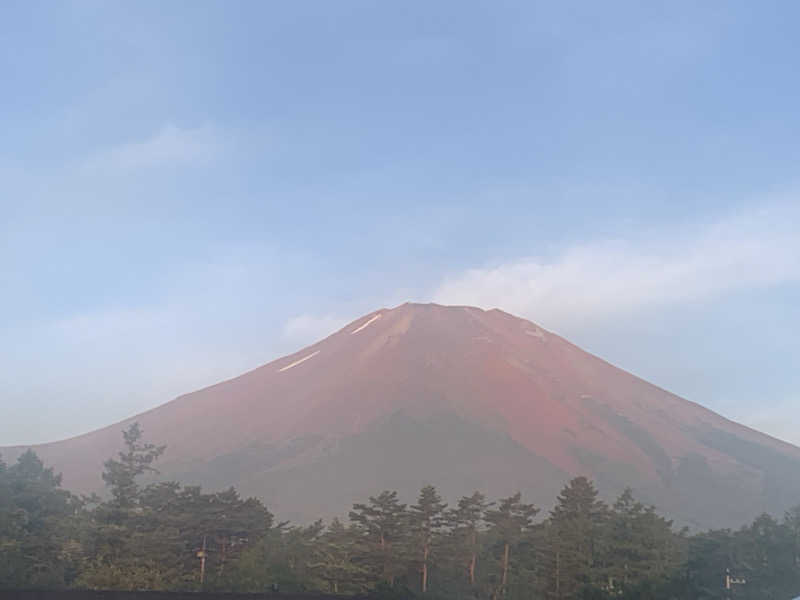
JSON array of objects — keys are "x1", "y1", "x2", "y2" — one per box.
[
  {"x1": 422, "y1": 543, "x2": 429, "y2": 593},
  {"x1": 199, "y1": 535, "x2": 207, "y2": 590},
  {"x1": 469, "y1": 530, "x2": 477, "y2": 586},
  {"x1": 501, "y1": 542, "x2": 510, "y2": 595},
  {"x1": 219, "y1": 537, "x2": 227, "y2": 577},
  {"x1": 380, "y1": 532, "x2": 391, "y2": 585},
  {"x1": 555, "y1": 549, "x2": 560, "y2": 599},
  {"x1": 469, "y1": 552, "x2": 476, "y2": 586}
]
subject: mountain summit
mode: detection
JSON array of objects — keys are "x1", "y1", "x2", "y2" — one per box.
[{"x1": 5, "y1": 303, "x2": 800, "y2": 528}]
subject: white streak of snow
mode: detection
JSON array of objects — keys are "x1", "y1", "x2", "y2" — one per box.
[
  {"x1": 351, "y1": 313, "x2": 382, "y2": 334},
  {"x1": 278, "y1": 350, "x2": 320, "y2": 372}
]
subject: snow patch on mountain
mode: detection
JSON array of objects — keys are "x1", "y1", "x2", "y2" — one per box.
[
  {"x1": 351, "y1": 313, "x2": 382, "y2": 334},
  {"x1": 278, "y1": 350, "x2": 320, "y2": 372}
]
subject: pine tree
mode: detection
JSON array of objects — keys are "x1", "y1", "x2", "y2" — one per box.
[
  {"x1": 0, "y1": 450, "x2": 83, "y2": 588},
  {"x1": 546, "y1": 477, "x2": 608, "y2": 599},
  {"x1": 309, "y1": 517, "x2": 371, "y2": 594},
  {"x1": 606, "y1": 488, "x2": 644, "y2": 591},
  {"x1": 685, "y1": 528, "x2": 733, "y2": 600},
  {"x1": 101, "y1": 423, "x2": 165, "y2": 511},
  {"x1": 349, "y1": 490, "x2": 408, "y2": 587},
  {"x1": 733, "y1": 512, "x2": 800, "y2": 600},
  {"x1": 446, "y1": 491, "x2": 492, "y2": 587},
  {"x1": 82, "y1": 425, "x2": 193, "y2": 590},
  {"x1": 409, "y1": 485, "x2": 448, "y2": 593},
  {"x1": 484, "y1": 492, "x2": 539, "y2": 599},
  {"x1": 605, "y1": 488, "x2": 684, "y2": 594}
]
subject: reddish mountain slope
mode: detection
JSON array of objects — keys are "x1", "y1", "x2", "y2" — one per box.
[{"x1": 4, "y1": 303, "x2": 800, "y2": 528}]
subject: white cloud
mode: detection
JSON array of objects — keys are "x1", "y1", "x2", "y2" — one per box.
[
  {"x1": 283, "y1": 314, "x2": 347, "y2": 347},
  {"x1": 433, "y1": 204, "x2": 800, "y2": 329},
  {"x1": 82, "y1": 123, "x2": 220, "y2": 173}
]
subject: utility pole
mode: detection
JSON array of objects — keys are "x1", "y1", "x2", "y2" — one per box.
[
  {"x1": 196, "y1": 535, "x2": 208, "y2": 589},
  {"x1": 725, "y1": 567, "x2": 746, "y2": 599}
]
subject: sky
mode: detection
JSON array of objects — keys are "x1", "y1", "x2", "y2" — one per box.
[{"x1": 2, "y1": 1, "x2": 799, "y2": 447}]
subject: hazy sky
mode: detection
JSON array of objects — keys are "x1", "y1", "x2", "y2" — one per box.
[{"x1": 2, "y1": 1, "x2": 799, "y2": 447}]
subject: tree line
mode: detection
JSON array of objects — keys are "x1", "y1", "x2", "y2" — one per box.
[{"x1": 1, "y1": 423, "x2": 799, "y2": 599}]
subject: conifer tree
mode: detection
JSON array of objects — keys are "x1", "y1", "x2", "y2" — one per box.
[
  {"x1": 101, "y1": 423, "x2": 165, "y2": 511},
  {"x1": 0, "y1": 450, "x2": 82, "y2": 589},
  {"x1": 606, "y1": 488, "x2": 645, "y2": 591},
  {"x1": 604, "y1": 487, "x2": 684, "y2": 594},
  {"x1": 310, "y1": 517, "x2": 371, "y2": 594},
  {"x1": 484, "y1": 492, "x2": 539, "y2": 598},
  {"x1": 546, "y1": 477, "x2": 608, "y2": 599},
  {"x1": 785, "y1": 505, "x2": 800, "y2": 570},
  {"x1": 447, "y1": 491, "x2": 492, "y2": 587},
  {"x1": 349, "y1": 490, "x2": 408, "y2": 587},
  {"x1": 409, "y1": 485, "x2": 448, "y2": 593}
]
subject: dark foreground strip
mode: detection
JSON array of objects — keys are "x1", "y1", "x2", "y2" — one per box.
[{"x1": 0, "y1": 593, "x2": 366, "y2": 600}]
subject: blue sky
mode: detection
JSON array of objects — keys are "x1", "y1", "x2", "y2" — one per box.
[{"x1": 2, "y1": 1, "x2": 799, "y2": 446}]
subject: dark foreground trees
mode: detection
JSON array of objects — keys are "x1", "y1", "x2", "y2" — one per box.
[
  {"x1": 2, "y1": 423, "x2": 800, "y2": 600},
  {"x1": 0, "y1": 450, "x2": 82, "y2": 588}
]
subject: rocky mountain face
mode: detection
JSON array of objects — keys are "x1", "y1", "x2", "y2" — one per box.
[{"x1": 5, "y1": 303, "x2": 800, "y2": 528}]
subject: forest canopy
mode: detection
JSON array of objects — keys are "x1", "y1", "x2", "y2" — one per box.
[{"x1": 1, "y1": 423, "x2": 799, "y2": 600}]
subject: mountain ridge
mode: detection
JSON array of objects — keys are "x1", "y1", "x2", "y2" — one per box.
[{"x1": 4, "y1": 302, "x2": 800, "y2": 529}]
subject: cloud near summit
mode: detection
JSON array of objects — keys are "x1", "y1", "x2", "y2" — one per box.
[{"x1": 433, "y1": 203, "x2": 800, "y2": 329}]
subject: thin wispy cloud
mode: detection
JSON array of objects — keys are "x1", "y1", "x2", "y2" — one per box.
[
  {"x1": 81, "y1": 123, "x2": 221, "y2": 173},
  {"x1": 433, "y1": 204, "x2": 800, "y2": 330}
]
